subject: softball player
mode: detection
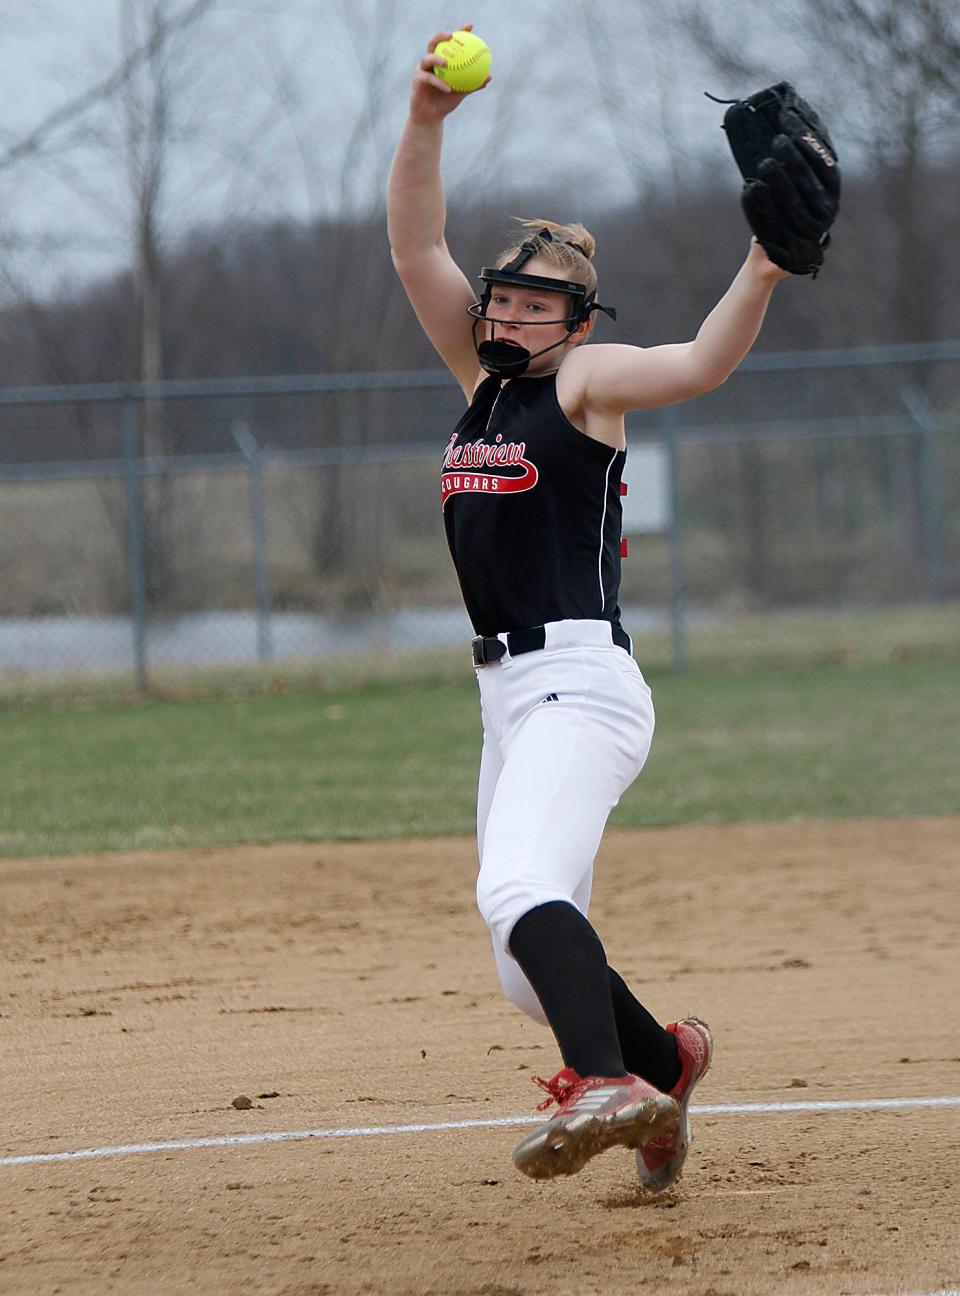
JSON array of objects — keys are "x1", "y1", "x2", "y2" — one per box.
[{"x1": 388, "y1": 26, "x2": 790, "y2": 1183}]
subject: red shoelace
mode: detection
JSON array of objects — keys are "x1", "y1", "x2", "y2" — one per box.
[{"x1": 530, "y1": 1068, "x2": 581, "y2": 1112}]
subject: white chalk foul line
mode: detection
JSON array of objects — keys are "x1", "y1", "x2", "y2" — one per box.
[
  {"x1": 697, "y1": 1095, "x2": 960, "y2": 1116},
  {"x1": 885, "y1": 1290, "x2": 960, "y2": 1296},
  {"x1": 867, "y1": 1291, "x2": 960, "y2": 1296},
  {"x1": 2, "y1": 1094, "x2": 958, "y2": 1169}
]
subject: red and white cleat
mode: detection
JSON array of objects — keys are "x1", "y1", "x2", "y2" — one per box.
[
  {"x1": 512, "y1": 1067, "x2": 679, "y2": 1180},
  {"x1": 636, "y1": 1018, "x2": 713, "y2": 1192}
]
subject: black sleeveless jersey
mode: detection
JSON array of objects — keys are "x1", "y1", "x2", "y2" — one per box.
[{"x1": 441, "y1": 372, "x2": 626, "y2": 637}]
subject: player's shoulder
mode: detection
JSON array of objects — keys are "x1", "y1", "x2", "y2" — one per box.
[
  {"x1": 557, "y1": 342, "x2": 643, "y2": 410},
  {"x1": 562, "y1": 342, "x2": 644, "y2": 378}
]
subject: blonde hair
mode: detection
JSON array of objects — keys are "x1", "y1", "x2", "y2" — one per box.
[{"x1": 495, "y1": 218, "x2": 598, "y2": 296}]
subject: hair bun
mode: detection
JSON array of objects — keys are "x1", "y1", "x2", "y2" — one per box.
[
  {"x1": 496, "y1": 218, "x2": 599, "y2": 296},
  {"x1": 514, "y1": 218, "x2": 596, "y2": 261}
]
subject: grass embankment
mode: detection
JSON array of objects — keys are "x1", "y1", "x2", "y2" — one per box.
[{"x1": 2, "y1": 659, "x2": 958, "y2": 857}]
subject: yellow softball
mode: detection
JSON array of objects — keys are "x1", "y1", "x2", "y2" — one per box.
[{"x1": 434, "y1": 30, "x2": 491, "y2": 93}]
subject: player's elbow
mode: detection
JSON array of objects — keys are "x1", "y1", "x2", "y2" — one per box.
[
  {"x1": 389, "y1": 245, "x2": 416, "y2": 274},
  {"x1": 667, "y1": 343, "x2": 727, "y2": 402},
  {"x1": 703, "y1": 371, "x2": 732, "y2": 397},
  {"x1": 686, "y1": 361, "x2": 732, "y2": 400},
  {"x1": 390, "y1": 237, "x2": 445, "y2": 272}
]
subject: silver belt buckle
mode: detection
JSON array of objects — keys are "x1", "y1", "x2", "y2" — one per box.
[{"x1": 471, "y1": 635, "x2": 505, "y2": 667}]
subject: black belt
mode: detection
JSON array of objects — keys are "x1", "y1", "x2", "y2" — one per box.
[{"x1": 471, "y1": 623, "x2": 631, "y2": 667}]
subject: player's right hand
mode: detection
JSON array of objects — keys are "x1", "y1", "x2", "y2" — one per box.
[{"x1": 408, "y1": 24, "x2": 491, "y2": 125}]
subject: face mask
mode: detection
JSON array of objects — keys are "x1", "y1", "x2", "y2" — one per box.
[{"x1": 467, "y1": 229, "x2": 617, "y2": 378}]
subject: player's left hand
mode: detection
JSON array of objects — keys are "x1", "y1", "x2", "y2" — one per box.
[{"x1": 748, "y1": 236, "x2": 793, "y2": 282}]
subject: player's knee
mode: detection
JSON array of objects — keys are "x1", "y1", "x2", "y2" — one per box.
[
  {"x1": 475, "y1": 868, "x2": 503, "y2": 940},
  {"x1": 476, "y1": 870, "x2": 534, "y2": 951},
  {"x1": 476, "y1": 871, "x2": 535, "y2": 957},
  {"x1": 476, "y1": 870, "x2": 570, "y2": 955}
]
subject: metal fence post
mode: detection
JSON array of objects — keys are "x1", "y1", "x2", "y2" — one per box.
[
  {"x1": 122, "y1": 398, "x2": 148, "y2": 691},
  {"x1": 231, "y1": 420, "x2": 273, "y2": 662},
  {"x1": 899, "y1": 386, "x2": 944, "y2": 601},
  {"x1": 662, "y1": 405, "x2": 688, "y2": 671}
]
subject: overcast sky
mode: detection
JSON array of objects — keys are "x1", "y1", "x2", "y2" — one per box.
[{"x1": 0, "y1": 1, "x2": 822, "y2": 302}]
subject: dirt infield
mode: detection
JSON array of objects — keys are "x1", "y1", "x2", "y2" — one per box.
[{"x1": 1, "y1": 818, "x2": 958, "y2": 1296}]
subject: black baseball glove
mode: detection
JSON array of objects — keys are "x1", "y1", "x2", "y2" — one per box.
[{"x1": 719, "y1": 81, "x2": 840, "y2": 277}]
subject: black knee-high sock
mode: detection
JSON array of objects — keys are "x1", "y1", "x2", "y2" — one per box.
[
  {"x1": 607, "y1": 967, "x2": 681, "y2": 1093},
  {"x1": 508, "y1": 901, "x2": 626, "y2": 1079}
]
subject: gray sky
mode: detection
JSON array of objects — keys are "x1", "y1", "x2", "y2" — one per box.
[{"x1": 0, "y1": 1, "x2": 810, "y2": 302}]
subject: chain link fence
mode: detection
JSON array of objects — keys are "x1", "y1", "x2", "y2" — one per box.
[{"x1": 1, "y1": 344, "x2": 958, "y2": 700}]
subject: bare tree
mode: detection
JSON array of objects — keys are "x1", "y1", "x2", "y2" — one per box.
[
  {"x1": 674, "y1": 0, "x2": 960, "y2": 341},
  {"x1": 672, "y1": 0, "x2": 960, "y2": 590},
  {"x1": 0, "y1": 0, "x2": 215, "y2": 179},
  {"x1": 0, "y1": 0, "x2": 224, "y2": 607},
  {"x1": 112, "y1": 0, "x2": 221, "y2": 605}
]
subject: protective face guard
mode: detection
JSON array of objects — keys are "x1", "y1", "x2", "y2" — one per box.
[{"x1": 467, "y1": 230, "x2": 617, "y2": 378}]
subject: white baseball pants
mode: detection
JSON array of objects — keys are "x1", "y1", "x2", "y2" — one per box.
[{"x1": 473, "y1": 619, "x2": 655, "y2": 1026}]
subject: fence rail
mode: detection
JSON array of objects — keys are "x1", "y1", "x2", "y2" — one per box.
[{"x1": 1, "y1": 341, "x2": 957, "y2": 695}]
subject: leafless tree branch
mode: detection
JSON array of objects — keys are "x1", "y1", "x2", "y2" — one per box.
[{"x1": 0, "y1": 0, "x2": 217, "y2": 175}]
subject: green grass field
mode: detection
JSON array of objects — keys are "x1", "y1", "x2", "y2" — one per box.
[{"x1": 3, "y1": 658, "x2": 957, "y2": 857}]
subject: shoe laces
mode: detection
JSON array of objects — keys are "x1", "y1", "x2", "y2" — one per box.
[{"x1": 531, "y1": 1067, "x2": 581, "y2": 1112}]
